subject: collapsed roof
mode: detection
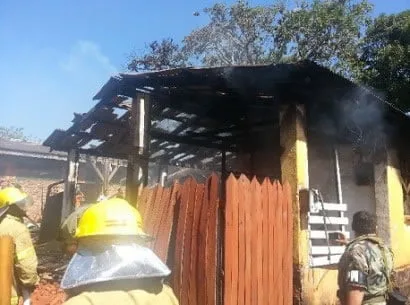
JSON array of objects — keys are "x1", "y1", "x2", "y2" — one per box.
[{"x1": 43, "y1": 60, "x2": 410, "y2": 171}]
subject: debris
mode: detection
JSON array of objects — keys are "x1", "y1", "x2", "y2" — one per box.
[{"x1": 31, "y1": 281, "x2": 66, "y2": 305}]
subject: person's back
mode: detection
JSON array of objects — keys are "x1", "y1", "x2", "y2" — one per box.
[
  {"x1": 338, "y1": 235, "x2": 393, "y2": 304},
  {"x1": 64, "y1": 279, "x2": 179, "y2": 305},
  {"x1": 61, "y1": 198, "x2": 179, "y2": 305},
  {"x1": 338, "y1": 211, "x2": 393, "y2": 305}
]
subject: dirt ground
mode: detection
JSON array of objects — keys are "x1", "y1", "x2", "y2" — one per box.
[{"x1": 29, "y1": 228, "x2": 69, "y2": 305}]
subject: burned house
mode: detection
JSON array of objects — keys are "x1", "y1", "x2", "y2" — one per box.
[{"x1": 44, "y1": 60, "x2": 410, "y2": 305}]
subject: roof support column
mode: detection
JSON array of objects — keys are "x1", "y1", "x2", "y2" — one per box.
[
  {"x1": 126, "y1": 93, "x2": 151, "y2": 206},
  {"x1": 280, "y1": 104, "x2": 309, "y2": 305},
  {"x1": 61, "y1": 149, "x2": 79, "y2": 222}
]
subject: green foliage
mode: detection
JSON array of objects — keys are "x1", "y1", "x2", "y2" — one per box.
[
  {"x1": 275, "y1": 0, "x2": 373, "y2": 77},
  {"x1": 359, "y1": 10, "x2": 410, "y2": 111},
  {"x1": 127, "y1": 38, "x2": 188, "y2": 71},
  {"x1": 127, "y1": 0, "x2": 410, "y2": 110},
  {"x1": 182, "y1": 1, "x2": 284, "y2": 66},
  {"x1": 0, "y1": 126, "x2": 39, "y2": 142},
  {"x1": 128, "y1": 0, "x2": 372, "y2": 72}
]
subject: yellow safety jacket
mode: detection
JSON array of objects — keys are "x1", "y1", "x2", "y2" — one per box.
[
  {"x1": 0, "y1": 214, "x2": 40, "y2": 305},
  {"x1": 64, "y1": 281, "x2": 179, "y2": 305}
]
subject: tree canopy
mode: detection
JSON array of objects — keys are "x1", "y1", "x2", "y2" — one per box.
[
  {"x1": 127, "y1": 0, "x2": 410, "y2": 110},
  {"x1": 128, "y1": 0, "x2": 372, "y2": 73},
  {"x1": 0, "y1": 126, "x2": 40, "y2": 143},
  {"x1": 359, "y1": 10, "x2": 410, "y2": 111}
]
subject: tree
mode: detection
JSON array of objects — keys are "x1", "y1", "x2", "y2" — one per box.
[
  {"x1": 359, "y1": 10, "x2": 410, "y2": 111},
  {"x1": 128, "y1": 0, "x2": 372, "y2": 73},
  {"x1": 275, "y1": 0, "x2": 373, "y2": 77},
  {"x1": 182, "y1": 1, "x2": 284, "y2": 66},
  {"x1": 127, "y1": 38, "x2": 188, "y2": 72},
  {"x1": 0, "y1": 126, "x2": 39, "y2": 142}
]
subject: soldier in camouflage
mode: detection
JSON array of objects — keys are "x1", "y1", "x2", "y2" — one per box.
[{"x1": 338, "y1": 211, "x2": 394, "y2": 305}]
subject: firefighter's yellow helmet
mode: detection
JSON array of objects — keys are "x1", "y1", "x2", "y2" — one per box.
[
  {"x1": 0, "y1": 187, "x2": 32, "y2": 217},
  {"x1": 75, "y1": 198, "x2": 150, "y2": 239}
]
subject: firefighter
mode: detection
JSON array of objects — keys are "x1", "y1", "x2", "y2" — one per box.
[
  {"x1": 59, "y1": 203, "x2": 94, "y2": 256},
  {"x1": 0, "y1": 186, "x2": 40, "y2": 305},
  {"x1": 61, "y1": 197, "x2": 179, "y2": 305}
]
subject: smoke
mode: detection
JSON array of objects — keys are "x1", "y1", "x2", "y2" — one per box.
[{"x1": 332, "y1": 85, "x2": 391, "y2": 162}]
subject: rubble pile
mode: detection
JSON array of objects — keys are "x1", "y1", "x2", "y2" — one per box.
[
  {"x1": 31, "y1": 229, "x2": 69, "y2": 304},
  {"x1": 31, "y1": 281, "x2": 66, "y2": 305}
]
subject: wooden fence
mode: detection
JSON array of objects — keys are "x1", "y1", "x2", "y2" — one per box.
[
  {"x1": 224, "y1": 175, "x2": 293, "y2": 305},
  {"x1": 137, "y1": 174, "x2": 219, "y2": 305},
  {"x1": 136, "y1": 173, "x2": 292, "y2": 305}
]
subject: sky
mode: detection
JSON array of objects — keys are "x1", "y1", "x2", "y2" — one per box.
[{"x1": 0, "y1": 0, "x2": 409, "y2": 140}]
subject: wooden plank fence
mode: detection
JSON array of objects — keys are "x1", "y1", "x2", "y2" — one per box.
[
  {"x1": 135, "y1": 173, "x2": 292, "y2": 305},
  {"x1": 225, "y1": 175, "x2": 293, "y2": 305},
  {"x1": 136, "y1": 174, "x2": 219, "y2": 305}
]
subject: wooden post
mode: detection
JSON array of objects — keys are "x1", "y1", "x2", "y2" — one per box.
[
  {"x1": 61, "y1": 149, "x2": 79, "y2": 222},
  {"x1": 126, "y1": 93, "x2": 151, "y2": 205},
  {"x1": 0, "y1": 236, "x2": 13, "y2": 305},
  {"x1": 89, "y1": 157, "x2": 122, "y2": 193},
  {"x1": 157, "y1": 164, "x2": 168, "y2": 187}
]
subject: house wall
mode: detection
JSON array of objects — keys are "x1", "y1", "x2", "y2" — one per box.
[
  {"x1": 376, "y1": 150, "x2": 410, "y2": 268},
  {"x1": 308, "y1": 141, "x2": 376, "y2": 236},
  {"x1": 305, "y1": 139, "x2": 377, "y2": 305}
]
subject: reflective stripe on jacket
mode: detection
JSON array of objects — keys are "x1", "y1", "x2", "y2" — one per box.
[
  {"x1": 64, "y1": 283, "x2": 179, "y2": 305},
  {"x1": 0, "y1": 214, "x2": 40, "y2": 305}
]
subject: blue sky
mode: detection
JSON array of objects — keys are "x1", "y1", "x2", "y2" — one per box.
[{"x1": 0, "y1": 0, "x2": 409, "y2": 140}]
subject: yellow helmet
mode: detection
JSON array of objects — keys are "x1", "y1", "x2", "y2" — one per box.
[
  {"x1": 75, "y1": 198, "x2": 150, "y2": 240},
  {"x1": 0, "y1": 187, "x2": 32, "y2": 217}
]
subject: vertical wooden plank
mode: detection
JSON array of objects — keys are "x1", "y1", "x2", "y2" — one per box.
[
  {"x1": 242, "y1": 175, "x2": 252, "y2": 305},
  {"x1": 276, "y1": 182, "x2": 284, "y2": 305},
  {"x1": 284, "y1": 182, "x2": 293, "y2": 305},
  {"x1": 281, "y1": 182, "x2": 289, "y2": 305},
  {"x1": 270, "y1": 181, "x2": 278, "y2": 304},
  {"x1": 188, "y1": 183, "x2": 204, "y2": 305},
  {"x1": 224, "y1": 175, "x2": 234, "y2": 305},
  {"x1": 150, "y1": 186, "x2": 166, "y2": 249},
  {"x1": 154, "y1": 187, "x2": 172, "y2": 260},
  {"x1": 224, "y1": 175, "x2": 236, "y2": 305},
  {"x1": 255, "y1": 179, "x2": 263, "y2": 305},
  {"x1": 250, "y1": 178, "x2": 258, "y2": 305},
  {"x1": 261, "y1": 179, "x2": 270, "y2": 305},
  {"x1": 227, "y1": 174, "x2": 239, "y2": 305},
  {"x1": 138, "y1": 187, "x2": 154, "y2": 221},
  {"x1": 172, "y1": 178, "x2": 191, "y2": 301},
  {"x1": 146, "y1": 186, "x2": 163, "y2": 247},
  {"x1": 136, "y1": 186, "x2": 148, "y2": 211},
  {"x1": 197, "y1": 178, "x2": 209, "y2": 305},
  {"x1": 181, "y1": 178, "x2": 197, "y2": 305},
  {"x1": 166, "y1": 182, "x2": 181, "y2": 284},
  {"x1": 141, "y1": 186, "x2": 155, "y2": 233},
  {"x1": 206, "y1": 174, "x2": 219, "y2": 305},
  {"x1": 231, "y1": 175, "x2": 239, "y2": 305},
  {"x1": 238, "y1": 175, "x2": 246, "y2": 305},
  {"x1": 158, "y1": 183, "x2": 179, "y2": 263}
]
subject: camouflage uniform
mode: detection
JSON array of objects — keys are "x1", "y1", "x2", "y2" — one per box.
[
  {"x1": 0, "y1": 214, "x2": 40, "y2": 305},
  {"x1": 338, "y1": 234, "x2": 393, "y2": 305}
]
